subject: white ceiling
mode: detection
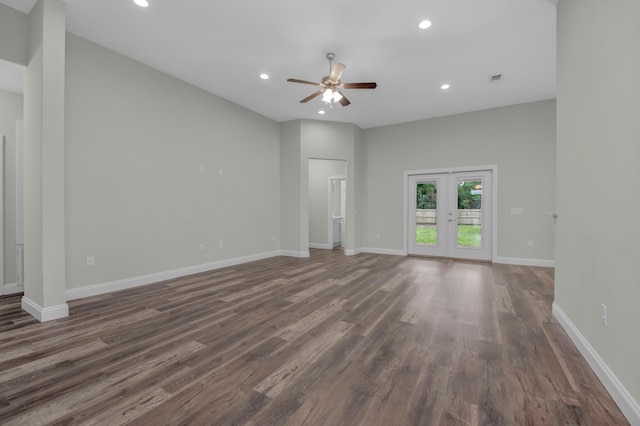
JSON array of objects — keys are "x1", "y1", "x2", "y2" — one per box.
[{"x1": 0, "y1": 0, "x2": 556, "y2": 129}]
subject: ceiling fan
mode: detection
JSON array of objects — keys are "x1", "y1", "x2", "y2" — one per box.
[{"x1": 287, "y1": 52, "x2": 377, "y2": 107}]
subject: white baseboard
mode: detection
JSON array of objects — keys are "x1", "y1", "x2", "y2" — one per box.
[
  {"x1": 21, "y1": 296, "x2": 69, "y2": 322},
  {"x1": 66, "y1": 250, "x2": 283, "y2": 301},
  {"x1": 361, "y1": 247, "x2": 406, "y2": 256},
  {"x1": 309, "y1": 243, "x2": 332, "y2": 249},
  {"x1": 553, "y1": 303, "x2": 640, "y2": 425},
  {"x1": 354, "y1": 250, "x2": 555, "y2": 267},
  {"x1": 279, "y1": 250, "x2": 310, "y2": 258},
  {"x1": 493, "y1": 256, "x2": 555, "y2": 268},
  {"x1": 3, "y1": 282, "x2": 24, "y2": 295},
  {"x1": 344, "y1": 248, "x2": 363, "y2": 256}
]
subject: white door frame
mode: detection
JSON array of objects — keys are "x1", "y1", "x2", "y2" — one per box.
[
  {"x1": 0, "y1": 134, "x2": 4, "y2": 294},
  {"x1": 16, "y1": 120, "x2": 24, "y2": 293},
  {"x1": 403, "y1": 165, "x2": 498, "y2": 261}
]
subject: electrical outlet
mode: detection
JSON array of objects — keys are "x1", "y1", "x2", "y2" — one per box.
[
  {"x1": 218, "y1": 241, "x2": 224, "y2": 249},
  {"x1": 86, "y1": 256, "x2": 95, "y2": 267},
  {"x1": 199, "y1": 243, "x2": 205, "y2": 251},
  {"x1": 376, "y1": 233, "x2": 381, "y2": 239},
  {"x1": 601, "y1": 304, "x2": 607, "y2": 326},
  {"x1": 272, "y1": 235, "x2": 276, "y2": 241},
  {"x1": 528, "y1": 240, "x2": 534, "y2": 247}
]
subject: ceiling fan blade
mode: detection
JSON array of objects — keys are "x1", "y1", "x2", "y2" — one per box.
[
  {"x1": 341, "y1": 82, "x2": 377, "y2": 89},
  {"x1": 300, "y1": 90, "x2": 324, "y2": 103},
  {"x1": 330, "y1": 63, "x2": 346, "y2": 83},
  {"x1": 287, "y1": 78, "x2": 322, "y2": 86},
  {"x1": 338, "y1": 92, "x2": 351, "y2": 106}
]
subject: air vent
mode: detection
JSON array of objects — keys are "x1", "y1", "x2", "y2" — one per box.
[{"x1": 489, "y1": 74, "x2": 503, "y2": 83}]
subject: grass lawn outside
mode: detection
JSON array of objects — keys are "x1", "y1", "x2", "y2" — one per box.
[{"x1": 416, "y1": 224, "x2": 481, "y2": 247}]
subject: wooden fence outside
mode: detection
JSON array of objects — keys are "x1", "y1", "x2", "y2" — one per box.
[{"x1": 416, "y1": 209, "x2": 482, "y2": 225}]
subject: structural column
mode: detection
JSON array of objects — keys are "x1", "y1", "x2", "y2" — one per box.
[{"x1": 22, "y1": 0, "x2": 67, "y2": 321}]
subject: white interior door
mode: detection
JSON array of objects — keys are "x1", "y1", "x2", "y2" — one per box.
[{"x1": 408, "y1": 169, "x2": 493, "y2": 261}]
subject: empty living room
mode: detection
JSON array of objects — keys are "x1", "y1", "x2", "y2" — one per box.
[{"x1": 0, "y1": 0, "x2": 638, "y2": 425}]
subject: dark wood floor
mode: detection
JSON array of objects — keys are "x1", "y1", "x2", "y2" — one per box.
[{"x1": 0, "y1": 250, "x2": 629, "y2": 425}]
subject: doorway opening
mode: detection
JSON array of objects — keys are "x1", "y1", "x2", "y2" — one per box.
[{"x1": 308, "y1": 158, "x2": 347, "y2": 251}]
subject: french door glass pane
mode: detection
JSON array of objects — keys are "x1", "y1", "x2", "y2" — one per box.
[
  {"x1": 416, "y1": 181, "x2": 437, "y2": 246},
  {"x1": 456, "y1": 177, "x2": 483, "y2": 248}
]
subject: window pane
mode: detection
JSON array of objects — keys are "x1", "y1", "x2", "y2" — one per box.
[
  {"x1": 457, "y1": 178, "x2": 482, "y2": 248},
  {"x1": 416, "y1": 182, "x2": 437, "y2": 245}
]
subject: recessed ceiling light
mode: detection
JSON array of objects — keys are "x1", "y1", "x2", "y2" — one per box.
[
  {"x1": 418, "y1": 20, "x2": 432, "y2": 30},
  {"x1": 259, "y1": 73, "x2": 269, "y2": 80},
  {"x1": 318, "y1": 110, "x2": 326, "y2": 115},
  {"x1": 133, "y1": 0, "x2": 149, "y2": 7},
  {"x1": 441, "y1": 83, "x2": 450, "y2": 90}
]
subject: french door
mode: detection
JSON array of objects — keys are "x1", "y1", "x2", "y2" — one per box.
[{"x1": 408, "y1": 170, "x2": 492, "y2": 261}]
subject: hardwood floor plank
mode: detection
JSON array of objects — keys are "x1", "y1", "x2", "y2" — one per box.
[
  {"x1": 255, "y1": 320, "x2": 352, "y2": 398},
  {"x1": 0, "y1": 251, "x2": 629, "y2": 425},
  {"x1": 0, "y1": 339, "x2": 107, "y2": 384},
  {"x1": 278, "y1": 298, "x2": 348, "y2": 341}
]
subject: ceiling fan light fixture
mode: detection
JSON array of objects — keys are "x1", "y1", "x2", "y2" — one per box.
[
  {"x1": 322, "y1": 89, "x2": 334, "y2": 103},
  {"x1": 333, "y1": 91, "x2": 343, "y2": 103},
  {"x1": 419, "y1": 20, "x2": 432, "y2": 30},
  {"x1": 133, "y1": 0, "x2": 149, "y2": 7}
]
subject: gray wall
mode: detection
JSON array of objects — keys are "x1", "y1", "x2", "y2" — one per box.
[
  {"x1": 0, "y1": 89, "x2": 22, "y2": 286},
  {"x1": 280, "y1": 119, "x2": 363, "y2": 255},
  {"x1": 0, "y1": 3, "x2": 29, "y2": 66},
  {"x1": 301, "y1": 120, "x2": 362, "y2": 253},
  {"x1": 363, "y1": 100, "x2": 556, "y2": 261},
  {"x1": 279, "y1": 120, "x2": 302, "y2": 254},
  {"x1": 24, "y1": 0, "x2": 67, "y2": 309},
  {"x1": 556, "y1": 0, "x2": 640, "y2": 411},
  {"x1": 64, "y1": 34, "x2": 281, "y2": 289}
]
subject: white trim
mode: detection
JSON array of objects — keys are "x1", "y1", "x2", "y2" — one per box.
[
  {"x1": 553, "y1": 303, "x2": 640, "y2": 425},
  {"x1": 309, "y1": 243, "x2": 332, "y2": 250},
  {"x1": 21, "y1": 296, "x2": 69, "y2": 322},
  {"x1": 0, "y1": 134, "x2": 4, "y2": 292},
  {"x1": 280, "y1": 250, "x2": 310, "y2": 258},
  {"x1": 345, "y1": 248, "x2": 363, "y2": 256},
  {"x1": 351, "y1": 250, "x2": 555, "y2": 267},
  {"x1": 3, "y1": 282, "x2": 24, "y2": 295},
  {"x1": 491, "y1": 167, "x2": 498, "y2": 262},
  {"x1": 16, "y1": 121, "x2": 24, "y2": 245},
  {"x1": 493, "y1": 256, "x2": 555, "y2": 268},
  {"x1": 66, "y1": 250, "x2": 283, "y2": 301},
  {"x1": 16, "y1": 120, "x2": 24, "y2": 288},
  {"x1": 362, "y1": 247, "x2": 406, "y2": 256}
]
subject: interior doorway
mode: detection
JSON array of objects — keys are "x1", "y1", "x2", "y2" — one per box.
[
  {"x1": 406, "y1": 167, "x2": 495, "y2": 261},
  {"x1": 308, "y1": 159, "x2": 347, "y2": 251}
]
